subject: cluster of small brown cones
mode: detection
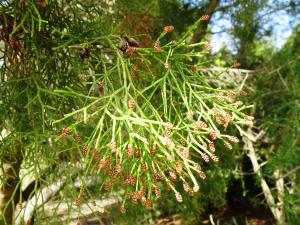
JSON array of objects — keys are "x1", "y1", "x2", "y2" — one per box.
[
  {"x1": 62, "y1": 19, "x2": 254, "y2": 214},
  {"x1": 164, "y1": 25, "x2": 174, "y2": 33}
]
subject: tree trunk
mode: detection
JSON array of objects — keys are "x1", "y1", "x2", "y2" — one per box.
[
  {"x1": 190, "y1": 0, "x2": 220, "y2": 44},
  {"x1": 244, "y1": 128, "x2": 286, "y2": 225},
  {"x1": 274, "y1": 169, "x2": 285, "y2": 225}
]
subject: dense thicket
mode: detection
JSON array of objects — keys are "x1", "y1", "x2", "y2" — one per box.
[{"x1": 0, "y1": 1, "x2": 299, "y2": 225}]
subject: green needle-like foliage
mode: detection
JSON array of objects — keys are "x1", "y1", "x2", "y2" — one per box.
[{"x1": 0, "y1": 1, "x2": 252, "y2": 224}]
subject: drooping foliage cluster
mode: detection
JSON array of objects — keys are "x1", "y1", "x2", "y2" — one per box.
[
  {"x1": 1, "y1": 0, "x2": 299, "y2": 225},
  {"x1": 0, "y1": 0, "x2": 253, "y2": 224}
]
